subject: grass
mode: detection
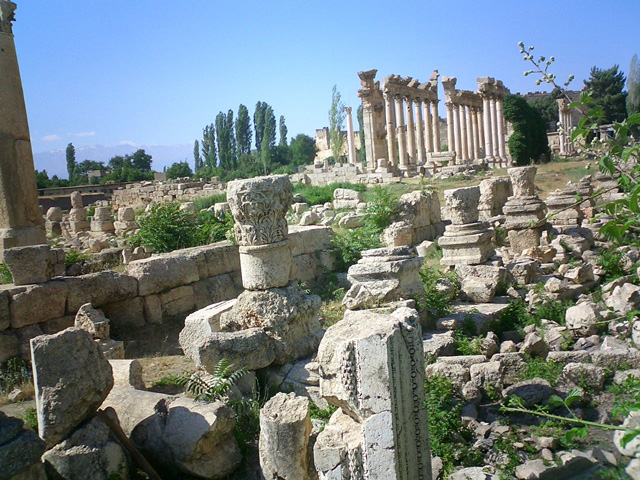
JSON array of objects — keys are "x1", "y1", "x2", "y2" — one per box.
[
  {"x1": 306, "y1": 274, "x2": 347, "y2": 329},
  {"x1": 517, "y1": 356, "x2": 564, "y2": 386},
  {"x1": 65, "y1": 250, "x2": 90, "y2": 267},
  {"x1": 0, "y1": 357, "x2": 34, "y2": 406},
  {"x1": 0, "y1": 263, "x2": 12, "y2": 284},
  {"x1": 309, "y1": 402, "x2": 337, "y2": 422},
  {"x1": 292, "y1": 181, "x2": 366, "y2": 206},
  {"x1": 193, "y1": 193, "x2": 227, "y2": 211},
  {"x1": 23, "y1": 408, "x2": 38, "y2": 431},
  {"x1": 419, "y1": 265, "x2": 459, "y2": 324}
]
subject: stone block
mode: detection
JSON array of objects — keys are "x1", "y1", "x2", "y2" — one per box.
[
  {"x1": 31, "y1": 328, "x2": 113, "y2": 447},
  {"x1": 0, "y1": 331, "x2": 19, "y2": 362},
  {"x1": 160, "y1": 285, "x2": 195, "y2": 317},
  {"x1": 3, "y1": 245, "x2": 51, "y2": 285},
  {"x1": 292, "y1": 253, "x2": 318, "y2": 284},
  {"x1": 110, "y1": 359, "x2": 145, "y2": 390},
  {"x1": 101, "y1": 297, "x2": 145, "y2": 330},
  {"x1": 127, "y1": 254, "x2": 200, "y2": 296},
  {"x1": 191, "y1": 273, "x2": 239, "y2": 310},
  {"x1": 195, "y1": 328, "x2": 276, "y2": 372},
  {"x1": 64, "y1": 271, "x2": 138, "y2": 313},
  {"x1": 0, "y1": 290, "x2": 9, "y2": 331},
  {"x1": 179, "y1": 299, "x2": 236, "y2": 360},
  {"x1": 444, "y1": 186, "x2": 480, "y2": 225},
  {"x1": 239, "y1": 240, "x2": 292, "y2": 290},
  {"x1": 41, "y1": 315, "x2": 75, "y2": 335},
  {"x1": 10, "y1": 281, "x2": 68, "y2": 328},
  {"x1": 288, "y1": 225, "x2": 333, "y2": 257},
  {"x1": 74, "y1": 303, "x2": 110, "y2": 339},
  {"x1": 0, "y1": 413, "x2": 46, "y2": 480}
]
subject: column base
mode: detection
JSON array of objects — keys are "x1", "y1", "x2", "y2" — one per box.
[{"x1": 0, "y1": 226, "x2": 47, "y2": 260}]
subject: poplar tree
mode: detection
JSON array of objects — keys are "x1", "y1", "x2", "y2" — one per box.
[
  {"x1": 254, "y1": 102, "x2": 266, "y2": 152},
  {"x1": 66, "y1": 143, "x2": 76, "y2": 181},
  {"x1": 328, "y1": 85, "x2": 346, "y2": 162},
  {"x1": 201, "y1": 124, "x2": 216, "y2": 168},
  {"x1": 193, "y1": 139, "x2": 202, "y2": 172},
  {"x1": 261, "y1": 106, "x2": 276, "y2": 173},
  {"x1": 235, "y1": 104, "x2": 252, "y2": 155},
  {"x1": 279, "y1": 115, "x2": 288, "y2": 146}
]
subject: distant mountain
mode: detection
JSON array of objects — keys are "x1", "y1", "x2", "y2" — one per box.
[{"x1": 33, "y1": 143, "x2": 194, "y2": 179}]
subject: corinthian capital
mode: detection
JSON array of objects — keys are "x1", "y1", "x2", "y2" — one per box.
[{"x1": 0, "y1": 1, "x2": 16, "y2": 34}]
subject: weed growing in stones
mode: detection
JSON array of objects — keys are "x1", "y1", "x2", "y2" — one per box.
[
  {"x1": 309, "y1": 403, "x2": 337, "y2": 422},
  {"x1": 177, "y1": 359, "x2": 246, "y2": 402},
  {"x1": 292, "y1": 182, "x2": 366, "y2": 206},
  {"x1": 64, "y1": 251, "x2": 90, "y2": 267},
  {"x1": 23, "y1": 407, "x2": 37, "y2": 431},
  {"x1": 597, "y1": 247, "x2": 628, "y2": 283},
  {"x1": 533, "y1": 299, "x2": 574, "y2": 325},
  {"x1": 0, "y1": 357, "x2": 32, "y2": 395},
  {"x1": 192, "y1": 193, "x2": 227, "y2": 210},
  {"x1": 518, "y1": 356, "x2": 563, "y2": 386},
  {"x1": 419, "y1": 265, "x2": 460, "y2": 322},
  {"x1": 0, "y1": 263, "x2": 12, "y2": 284},
  {"x1": 453, "y1": 331, "x2": 484, "y2": 356}
]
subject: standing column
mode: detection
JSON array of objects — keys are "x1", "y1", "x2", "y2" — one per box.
[
  {"x1": 490, "y1": 98, "x2": 500, "y2": 163},
  {"x1": 423, "y1": 101, "x2": 433, "y2": 153},
  {"x1": 414, "y1": 98, "x2": 426, "y2": 165},
  {"x1": 453, "y1": 104, "x2": 462, "y2": 164},
  {"x1": 471, "y1": 108, "x2": 480, "y2": 160},
  {"x1": 458, "y1": 104, "x2": 468, "y2": 162},
  {"x1": 404, "y1": 96, "x2": 416, "y2": 165},
  {"x1": 432, "y1": 101, "x2": 441, "y2": 152},
  {"x1": 0, "y1": 1, "x2": 46, "y2": 256},
  {"x1": 446, "y1": 104, "x2": 455, "y2": 161},
  {"x1": 395, "y1": 94, "x2": 408, "y2": 172},
  {"x1": 477, "y1": 106, "x2": 485, "y2": 157},
  {"x1": 496, "y1": 98, "x2": 506, "y2": 161},
  {"x1": 482, "y1": 97, "x2": 494, "y2": 164},
  {"x1": 345, "y1": 107, "x2": 357, "y2": 165},
  {"x1": 465, "y1": 105, "x2": 474, "y2": 160},
  {"x1": 384, "y1": 93, "x2": 397, "y2": 167}
]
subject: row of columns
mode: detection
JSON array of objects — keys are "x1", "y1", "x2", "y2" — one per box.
[{"x1": 383, "y1": 93, "x2": 441, "y2": 171}]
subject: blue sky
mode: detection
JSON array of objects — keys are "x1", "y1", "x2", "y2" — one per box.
[{"x1": 13, "y1": 0, "x2": 639, "y2": 176}]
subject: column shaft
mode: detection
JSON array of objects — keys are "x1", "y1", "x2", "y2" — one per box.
[
  {"x1": 423, "y1": 101, "x2": 433, "y2": 153},
  {"x1": 471, "y1": 108, "x2": 480, "y2": 160},
  {"x1": 404, "y1": 97, "x2": 416, "y2": 165},
  {"x1": 458, "y1": 105, "x2": 467, "y2": 161},
  {"x1": 465, "y1": 105, "x2": 474, "y2": 160},
  {"x1": 490, "y1": 98, "x2": 499, "y2": 160},
  {"x1": 395, "y1": 95, "x2": 408, "y2": 170},
  {"x1": 345, "y1": 107, "x2": 357, "y2": 165},
  {"x1": 453, "y1": 104, "x2": 462, "y2": 163},
  {"x1": 432, "y1": 102, "x2": 441, "y2": 152},
  {"x1": 414, "y1": 99, "x2": 426, "y2": 164},
  {"x1": 496, "y1": 99, "x2": 506, "y2": 160},
  {"x1": 482, "y1": 98, "x2": 493, "y2": 162},
  {"x1": 384, "y1": 94, "x2": 397, "y2": 167},
  {"x1": 446, "y1": 104, "x2": 455, "y2": 161}
]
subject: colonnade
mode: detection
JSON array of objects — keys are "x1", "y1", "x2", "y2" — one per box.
[{"x1": 477, "y1": 77, "x2": 510, "y2": 166}]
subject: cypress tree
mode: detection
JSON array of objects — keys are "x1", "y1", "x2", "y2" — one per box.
[
  {"x1": 66, "y1": 143, "x2": 76, "y2": 181},
  {"x1": 279, "y1": 115, "x2": 288, "y2": 146},
  {"x1": 236, "y1": 104, "x2": 252, "y2": 155}
]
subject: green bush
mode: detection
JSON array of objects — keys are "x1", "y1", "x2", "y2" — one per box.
[
  {"x1": 503, "y1": 94, "x2": 551, "y2": 166},
  {"x1": 597, "y1": 247, "x2": 628, "y2": 283},
  {"x1": 64, "y1": 251, "x2": 90, "y2": 267},
  {"x1": 193, "y1": 193, "x2": 227, "y2": 211},
  {"x1": 518, "y1": 356, "x2": 563, "y2": 386},
  {"x1": 292, "y1": 182, "x2": 366, "y2": 206},
  {"x1": 419, "y1": 266, "x2": 459, "y2": 320},
  {"x1": 130, "y1": 202, "x2": 233, "y2": 253},
  {"x1": 0, "y1": 263, "x2": 12, "y2": 284}
]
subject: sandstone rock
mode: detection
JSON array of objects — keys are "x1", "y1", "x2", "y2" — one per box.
[
  {"x1": 457, "y1": 265, "x2": 508, "y2": 303},
  {"x1": 470, "y1": 361, "x2": 503, "y2": 392},
  {"x1": 565, "y1": 302, "x2": 601, "y2": 337},
  {"x1": 425, "y1": 363, "x2": 469, "y2": 393},
  {"x1": 563, "y1": 263, "x2": 594, "y2": 284},
  {"x1": 337, "y1": 213, "x2": 365, "y2": 229},
  {"x1": 46, "y1": 206, "x2": 63, "y2": 222},
  {"x1": 416, "y1": 240, "x2": 437, "y2": 258},
  {"x1": 520, "y1": 332, "x2": 548, "y2": 357},
  {"x1": 259, "y1": 393, "x2": 312, "y2": 480},
  {"x1": 422, "y1": 331, "x2": 456, "y2": 357},
  {"x1": 521, "y1": 246, "x2": 556, "y2": 264},
  {"x1": 562, "y1": 362, "x2": 606, "y2": 391},
  {"x1": 4, "y1": 245, "x2": 51, "y2": 285},
  {"x1": 10, "y1": 281, "x2": 67, "y2": 329},
  {"x1": 381, "y1": 221, "x2": 413, "y2": 247},
  {"x1": 42, "y1": 414, "x2": 128, "y2": 480},
  {"x1": 444, "y1": 186, "x2": 480, "y2": 224},
  {"x1": 117, "y1": 207, "x2": 135, "y2": 222},
  {"x1": 502, "y1": 378, "x2": 555, "y2": 408},
  {"x1": 31, "y1": 328, "x2": 113, "y2": 446},
  {"x1": 127, "y1": 254, "x2": 200, "y2": 296},
  {"x1": 74, "y1": 303, "x2": 110, "y2": 339},
  {"x1": 333, "y1": 188, "x2": 363, "y2": 210},
  {"x1": 0, "y1": 331, "x2": 19, "y2": 362},
  {"x1": 70, "y1": 191, "x2": 83, "y2": 208},
  {"x1": 615, "y1": 410, "x2": 640, "y2": 457}
]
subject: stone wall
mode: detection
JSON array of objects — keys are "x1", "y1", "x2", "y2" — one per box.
[
  {"x1": 111, "y1": 178, "x2": 226, "y2": 211},
  {"x1": 291, "y1": 164, "x2": 400, "y2": 186},
  {"x1": 0, "y1": 226, "x2": 334, "y2": 360}
]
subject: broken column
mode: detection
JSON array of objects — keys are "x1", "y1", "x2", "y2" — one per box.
[
  {"x1": 314, "y1": 307, "x2": 432, "y2": 480},
  {"x1": 545, "y1": 186, "x2": 583, "y2": 232},
  {"x1": 114, "y1": 207, "x2": 137, "y2": 235},
  {"x1": 67, "y1": 191, "x2": 90, "y2": 233},
  {"x1": 90, "y1": 206, "x2": 115, "y2": 233},
  {"x1": 440, "y1": 186, "x2": 494, "y2": 266},
  {"x1": 0, "y1": 1, "x2": 46, "y2": 256},
  {"x1": 503, "y1": 166, "x2": 547, "y2": 254}
]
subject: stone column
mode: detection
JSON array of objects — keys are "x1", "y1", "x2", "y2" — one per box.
[
  {"x1": 404, "y1": 96, "x2": 416, "y2": 165},
  {"x1": 490, "y1": 97, "x2": 500, "y2": 162},
  {"x1": 496, "y1": 98, "x2": 506, "y2": 161},
  {"x1": 0, "y1": 1, "x2": 46, "y2": 256},
  {"x1": 459, "y1": 105, "x2": 469, "y2": 161},
  {"x1": 432, "y1": 101, "x2": 441, "y2": 152},
  {"x1": 453, "y1": 104, "x2": 462, "y2": 163},
  {"x1": 446, "y1": 103, "x2": 455, "y2": 160},
  {"x1": 395, "y1": 95, "x2": 408, "y2": 172},
  {"x1": 423, "y1": 101, "x2": 433, "y2": 153},
  {"x1": 471, "y1": 107, "x2": 480, "y2": 160},
  {"x1": 345, "y1": 107, "x2": 357, "y2": 165},
  {"x1": 414, "y1": 98, "x2": 426, "y2": 165},
  {"x1": 465, "y1": 105, "x2": 474, "y2": 161},
  {"x1": 482, "y1": 97, "x2": 493, "y2": 163},
  {"x1": 384, "y1": 93, "x2": 398, "y2": 167},
  {"x1": 477, "y1": 106, "x2": 485, "y2": 157}
]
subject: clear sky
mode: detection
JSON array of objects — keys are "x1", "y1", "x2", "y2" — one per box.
[{"x1": 12, "y1": 0, "x2": 639, "y2": 174}]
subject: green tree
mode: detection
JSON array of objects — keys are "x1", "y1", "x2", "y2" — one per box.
[
  {"x1": 201, "y1": 124, "x2": 216, "y2": 168},
  {"x1": 235, "y1": 104, "x2": 252, "y2": 155},
  {"x1": 530, "y1": 88, "x2": 564, "y2": 127},
  {"x1": 66, "y1": 143, "x2": 76, "y2": 181},
  {"x1": 131, "y1": 149, "x2": 152, "y2": 171},
  {"x1": 329, "y1": 85, "x2": 346, "y2": 163},
  {"x1": 215, "y1": 111, "x2": 237, "y2": 170},
  {"x1": 166, "y1": 161, "x2": 193, "y2": 179},
  {"x1": 193, "y1": 139, "x2": 202, "y2": 172},
  {"x1": 279, "y1": 115, "x2": 288, "y2": 146},
  {"x1": 253, "y1": 101, "x2": 266, "y2": 152},
  {"x1": 289, "y1": 134, "x2": 317, "y2": 166},
  {"x1": 260, "y1": 106, "x2": 276, "y2": 173},
  {"x1": 356, "y1": 105, "x2": 365, "y2": 163},
  {"x1": 503, "y1": 94, "x2": 550, "y2": 166},
  {"x1": 583, "y1": 65, "x2": 627, "y2": 123},
  {"x1": 627, "y1": 54, "x2": 640, "y2": 115}
]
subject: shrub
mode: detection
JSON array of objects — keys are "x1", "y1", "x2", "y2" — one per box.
[
  {"x1": 503, "y1": 94, "x2": 551, "y2": 166},
  {"x1": 332, "y1": 224, "x2": 382, "y2": 270},
  {"x1": 177, "y1": 359, "x2": 246, "y2": 402},
  {"x1": 193, "y1": 193, "x2": 227, "y2": 211},
  {"x1": 64, "y1": 251, "x2": 90, "y2": 267},
  {"x1": 366, "y1": 186, "x2": 399, "y2": 231},
  {"x1": 597, "y1": 247, "x2": 628, "y2": 283},
  {"x1": 419, "y1": 266, "x2": 459, "y2": 320},
  {"x1": 292, "y1": 182, "x2": 366, "y2": 206},
  {"x1": 518, "y1": 356, "x2": 563, "y2": 386},
  {"x1": 0, "y1": 357, "x2": 31, "y2": 395}
]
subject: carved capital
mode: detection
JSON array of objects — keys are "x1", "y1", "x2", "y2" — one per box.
[
  {"x1": 227, "y1": 175, "x2": 293, "y2": 246},
  {"x1": 0, "y1": 1, "x2": 16, "y2": 34}
]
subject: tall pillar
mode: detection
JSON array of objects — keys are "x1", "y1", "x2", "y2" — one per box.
[
  {"x1": 384, "y1": 93, "x2": 397, "y2": 167},
  {"x1": 490, "y1": 98, "x2": 499, "y2": 162},
  {"x1": 0, "y1": 1, "x2": 46, "y2": 257},
  {"x1": 465, "y1": 105, "x2": 474, "y2": 161},
  {"x1": 423, "y1": 101, "x2": 433, "y2": 153},
  {"x1": 482, "y1": 97, "x2": 494, "y2": 163},
  {"x1": 432, "y1": 101, "x2": 441, "y2": 152},
  {"x1": 458, "y1": 105, "x2": 469, "y2": 162},
  {"x1": 414, "y1": 98, "x2": 426, "y2": 165},
  {"x1": 404, "y1": 96, "x2": 416, "y2": 165},
  {"x1": 395, "y1": 95, "x2": 408, "y2": 172},
  {"x1": 456, "y1": 104, "x2": 465, "y2": 162},
  {"x1": 345, "y1": 107, "x2": 357, "y2": 165},
  {"x1": 446, "y1": 104, "x2": 455, "y2": 160},
  {"x1": 471, "y1": 108, "x2": 480, "y2": 160},
  {"x1": 496, "y1": 98, "x2": 506, "y2": 161},
  {"x1": 477, "y1": 106, "x2": 485, "y2": 157}
]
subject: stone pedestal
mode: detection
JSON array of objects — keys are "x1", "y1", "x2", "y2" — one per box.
[
  {"x1": 440, "y1": 186, "x2": 494, "y2": 266},
  {"x1": 545, "y1": 187, "x2": 583, "y2": 230}
]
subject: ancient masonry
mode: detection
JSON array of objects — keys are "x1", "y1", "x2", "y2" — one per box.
[{"x1": 0, "y1": 0, "x2": 46, "y2": 257}]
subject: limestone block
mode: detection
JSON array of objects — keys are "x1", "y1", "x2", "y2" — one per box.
[
  {"x1": 220, "y1": 284, "x2": 322, "y2": 365},
  {"x1": 291, "y1": 253, "x2": 318, "y2": 284},
  {"x1": 0, "y1": 290, "x2": 9, "y2": 331},
  {"x1": 64, "y1": 271, "x2": 138, "y2": 312},
  {"x1": 127, "y1": 254, "x2": 200, "y2": 296},
  {"x1": 10, "y1": 281, "x2": 67, "y2": 328},
  {"x1": 93, "y1": 206, "x2": 112, "y2": 221},
  {"x1": 42, "y1": 415, "x2": 128, "y2": 480},
  {"x1": 425, "y1": 363, "x2": 469, "y2": 393},
  {"x1": 101, "y1": 297, "x2": 145, "y2": 330},
  {"x1": 299, "y1": 210, "x2": 319, "y2": 226},
  {"x1": 0, "y1": 331, "x2": 19, "y2": 362},
  {"x1": 457, "y1": 265, "x2": 508, "y2": 303},
  {"x1": 117, "y1": 207, "x2": 135, "y2": 222},
  {"x1": 292, "y1": 202, "x2": 308, "y2": 214},
  {"x1": 90, "y1": 219, "x2": 115, "y2": 232},
  {"x1": 259, "y1": 393, "x2": 312, "y2": 480},
  {"x1": 562, "y1": 362, "x2": 606, "y2": 391},
  {"x1": 199, "y1": 242, "x2": 240, "y2": 277},
  {"x1": 564, "y1": 263, "x2": 594, "y2": 284},
  {"x1": 4, "y1": 245, "x2": 51, "y2": 285},
  {"x1": 333, "y1": 188, "x2": 363, "y2": 210},
  {"x1": 160, "y1": 285, "x2": 195, "y2": 317},
  {"x1": 337, "y1": 213, "x2": 365, "y2": 229},
  {"x1": 470, "y1": 361, "x2": 504, "y2": 392},
  {"x1": 605, "y1": 283, "x2": 640, "y2": 315},
  {"x1": 74, "y1": 303, "x2": 110, "y2": 339},
  {"x1": 0, "y1": 412, "x2": 46, "y2": 480},
  {"x1": 381, "y1": 221, "x2": 413, "y2": 247},
  {"x1": 508, "y1": 227, "x2": 545, "y2": 254},
  {"x1": 109, "y1": 359, "x2": 144, "y2": 390},
  {"x1": 565, "y1": 303, "x2": 601, "y2": 337},
  {"x1": 31, "y1": 328, "x2": 114, "y2": 447},
  {"x1": 444, "y1": 186, "x2": 480, "y2": 225},
  {"x1": 45, "y1": 207, "x2": 63, "y2": 222},
  {"x1": 101, "y1": 386, "x2": 173, "y2": 437},
  {"x1": 213, "y1": 202, "x2": 230, "y2": 217},
  {"x1": 142, "y1": 294, "x2": 163, "y2": 325},
  {"x1": 439, "y1": 222, "x2": 495, "y2": 266},
  {"x1": 239, "y1": 240, "x2": 292, "y2": 290},
  {"x1": 614, "y1": 410, "x2": 640, "y2": 457},
  {"x1": 508, "y1": 166, "x2": 536, "y2": 197},
  {"x1": 416, "y1": 240, "x2": 437, "y2": 258},
  {"x1": 179, "y1": 299, "x2": 236, "y2": 359},
  {"x1": 288, "y1": 226, "x2": 332, "y2": 256},
  {"x1": 70, "y1": 191, "x2": 83, "y2": 208},
  {"x1": 478, "y1": 176, "x2": 512, "y2": 219},
  {"x1": 191, "y1": 273, "x2": 240, "y2": 310},
  {"x1": 313, "y1": 408, "x2": 363, "y2": 479},
  {"x1": 45, "y1": 220, "x2": 62, "y2": 236},
  {"x1": 195, "y1": 328, "x2": 276, "y2": 372},
  {"x1": 506, "y1": 259, "x2": 539, "y2": 285},
  {"x1": 98, "y1": 338, "x2": 125, "y2": 360}
]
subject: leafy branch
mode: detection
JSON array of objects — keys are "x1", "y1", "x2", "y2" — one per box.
[{"x1": 177, "y1": 358, "x2": 247, "y2": 402}]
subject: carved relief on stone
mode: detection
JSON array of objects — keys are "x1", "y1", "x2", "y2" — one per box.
[
  {"x1": 227, "y1": 175, "x2": 293, "y2": 246},
  {"x1": 0, "y1": 0, "x2": 16, "y2": 34}
]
